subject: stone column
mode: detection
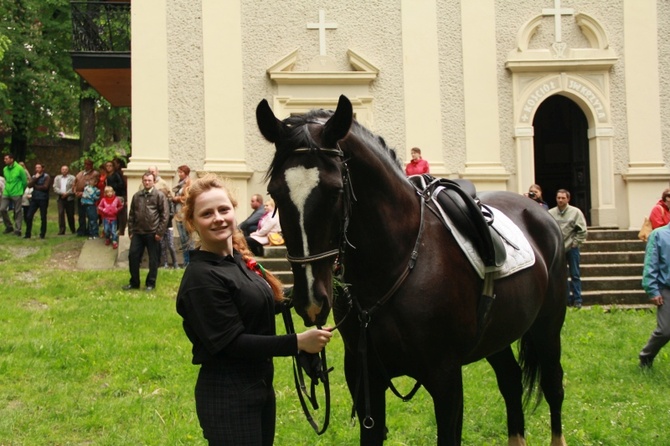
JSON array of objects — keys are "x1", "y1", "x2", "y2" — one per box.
[
  {"x1": 589, "y1": 127, "x2": 617, "y2": 226},
  {"x1": 201, "y1": 0, "x2": 253, "y2": 215},
  {"x1": 400, "y1": 0, "x2": 445, "y2": 175},
  {"x1": 128, "y1": 0, "x2": 170, "y2": 193},
  {"x1": 622, "y1": 0, "x2": 669, "y2": 228},
  {"x1": 460, "y1": 0, "x2": 509, "y2": 190}
]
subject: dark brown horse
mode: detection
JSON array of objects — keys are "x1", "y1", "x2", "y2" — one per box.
[{"x1": 257, "y1": 95, "x2": 567, "y2": 446}]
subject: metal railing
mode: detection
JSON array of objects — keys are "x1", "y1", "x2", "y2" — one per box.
[{"x1": 71, "y1": 1, "x2": 130, "y2": 53}]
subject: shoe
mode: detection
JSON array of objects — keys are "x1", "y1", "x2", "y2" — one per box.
[
  {"x1": 574, "y1": 302, "x2": 582, "y2": 309},
  {"x1": 105, "y1": 239, "x2": 111, "y2": 246},
  {"x1": 145, "y1": 286, "x2": 155, "y2": 292},
  {"x1": 58, "y1": 231, "x2": 65, "y2": 235},
  {"x1": 23, "y1": 235, "x2": 30, "y2": 239},
  {"x1": 112, "y1": 242, "x2": 118, "y2": 249},
  {"x1": 39, "y1": 235, "x2": 45, "y2": 239},
  {"x1": 14, "y1": 231, "x2": 21, "y2": 236},
  {"x1": 3, "y1": 227, "x2": 13, "y2": 234},
  {"x1": 122, "y1": 284, "x2": 139, "y2": 291},
  {"x1": 639, "y1": 355, "x2": 654, "y2": 369}
]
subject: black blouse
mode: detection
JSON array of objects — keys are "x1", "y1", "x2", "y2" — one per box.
[{"x1": 176, "y1": 249, "x2": 296, "y2": 364}]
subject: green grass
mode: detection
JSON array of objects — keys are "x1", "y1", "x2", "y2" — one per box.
[{"x1": 1, "y1": 204, "x2": 669, "y2": 445}]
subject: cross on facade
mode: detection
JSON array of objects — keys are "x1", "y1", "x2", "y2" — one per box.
[
  {"x1": 542, "y1": 0, "x2": 574, "y2": 43},
  {"x1": 307, "y1": 9, "x2": 337, "y2": 56}
]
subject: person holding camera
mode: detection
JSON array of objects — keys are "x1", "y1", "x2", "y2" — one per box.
[{"x1": 525, "y1": 184, "x2": 549, "y2": 210}]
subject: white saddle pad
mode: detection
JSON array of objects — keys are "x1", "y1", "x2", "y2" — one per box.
[{"x1": 441, "y1": 205, "x2": 535, "y2": 279}]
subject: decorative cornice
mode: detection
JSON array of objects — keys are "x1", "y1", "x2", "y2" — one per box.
[{"x1": 267, "y1": 48, "x2": 379, "y2": 85}]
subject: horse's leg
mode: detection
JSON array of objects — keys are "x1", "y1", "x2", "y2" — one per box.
[
  {"x1": 424, "y1": 366, "x2": 464, "y2": 446},
  {"x1": 344, "y1": 349, "x2": 388, "y2": 445},
  {"x1": 525, "y1": 322, "x2": 566, "y2": 446},
  {"x1": 486, "y1": 347, "x2": 526, "y2": 446}
]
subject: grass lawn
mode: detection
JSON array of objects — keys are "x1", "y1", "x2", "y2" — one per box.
[{"x1": 0, "y1": 206, "x2": 668, "y2": 445}]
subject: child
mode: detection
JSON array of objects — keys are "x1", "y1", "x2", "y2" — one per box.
[
  {"x1": 81, "y1": 178, "x2": 100, "y2": 239},
  {"x1": 98, "y1": 186, "x2": 123, "y2": 249}
]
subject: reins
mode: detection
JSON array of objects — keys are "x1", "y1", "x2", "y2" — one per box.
[{"x1": 281, "y1": 303, "x2": 333, "y2": 435}]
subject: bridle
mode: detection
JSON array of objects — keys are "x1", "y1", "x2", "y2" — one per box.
[
  {"x1": 283, "y1": 145, "x2": 349, "y2": 267},
  {"x1": 279, "y1": 137, "x2": 425, "y2": 433}
]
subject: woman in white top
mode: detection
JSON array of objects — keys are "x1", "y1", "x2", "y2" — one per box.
[{"x1": 245, "y1": 199, "x2": 281, "y2": 256}]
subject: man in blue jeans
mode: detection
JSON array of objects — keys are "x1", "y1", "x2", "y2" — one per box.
[
  {"x1": 549, "y1": 189, "x2": 588, "y2": 308},
  {"x1": 639, "y1": 223, "x2": 670, "y2": 368}
]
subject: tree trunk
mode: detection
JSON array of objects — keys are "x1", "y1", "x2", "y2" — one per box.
[
  {"x1": 79, "y1": 79, "x2": 96, "y2": 157},
  {"x1": 9, "y1": 123, "x2": 28, "y2": 162}
]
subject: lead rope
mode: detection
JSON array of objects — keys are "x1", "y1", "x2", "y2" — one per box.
[{"x1": 281, "y1": 304, "x2": 332, "y2": 435}]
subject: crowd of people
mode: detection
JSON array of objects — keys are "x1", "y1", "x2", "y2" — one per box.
[{"x1": 0, "y1": 153, "x2": 286, "y2": 285}]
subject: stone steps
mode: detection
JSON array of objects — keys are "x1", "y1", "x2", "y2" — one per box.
[
  {"x1": 240, "y1": 229, "x2": 651, "y2": 306},
  {"x1": 579, "y1": 229, "x2": 648, "y2": 306}
]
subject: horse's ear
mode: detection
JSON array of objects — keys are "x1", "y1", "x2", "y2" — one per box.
[
  {"x1": 322, "y1": 95, "x2": 353, "y2": 146},
  {"x1": 256, "y1": 99, "x2": 284, "y2": 143}
]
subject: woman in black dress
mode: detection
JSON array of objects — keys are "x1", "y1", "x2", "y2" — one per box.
[{"x1": 176, "y1": 174, "x2": 332, "y2": 445}]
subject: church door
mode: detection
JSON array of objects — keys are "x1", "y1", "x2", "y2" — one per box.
[{"x1": 533, "y1": 94, "x2": 591, "y2": 224}]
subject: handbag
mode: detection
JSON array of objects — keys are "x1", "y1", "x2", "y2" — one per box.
[
  {"x1": 268, "y1": 232, "x2": 285, "y2": 246},
  {"x1": 638, "y1": 217, "x2": 653, "y2": 242}
]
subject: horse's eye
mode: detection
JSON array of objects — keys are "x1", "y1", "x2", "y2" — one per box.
[{"x1": 331, "y1": 189, "x2": 343, "y2": 203}]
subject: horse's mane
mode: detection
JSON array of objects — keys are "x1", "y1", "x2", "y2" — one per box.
[{"x1": 265, "y1": 108, "x2": 403, "y2": 181}]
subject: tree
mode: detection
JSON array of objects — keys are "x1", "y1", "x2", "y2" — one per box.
[{"x1": 0, "y1": 0, "x2": 80, "y2": 161}]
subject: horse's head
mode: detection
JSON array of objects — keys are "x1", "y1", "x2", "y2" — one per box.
[{"x1": 256, "y1": 95, "x2": 353, "y2": 326}]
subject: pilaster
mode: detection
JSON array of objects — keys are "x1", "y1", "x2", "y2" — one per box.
[
  {"x1": 400, "y1": 0, "x2": 445, "y2": 175},
  {"x1": 622, "y1": 0, "x2": 669, "y2": 228},
  {"x1": 460, "y1": 0, "x2": 508, "y2": 190}
]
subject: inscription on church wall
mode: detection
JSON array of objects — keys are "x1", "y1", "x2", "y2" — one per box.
[
  {"x1": 518, "y1": 77, "x2": 609, "y2": 124},
  {"x1": 567, "y1": 79, "x2": 607, "y2": 121},
  {"x1": 520, "y1": 81, "x2": 558, "y2": 123}
]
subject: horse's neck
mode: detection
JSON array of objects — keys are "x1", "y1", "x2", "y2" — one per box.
[{"x1": 346, "y1": 168, "x2": 420, "y2": 280}]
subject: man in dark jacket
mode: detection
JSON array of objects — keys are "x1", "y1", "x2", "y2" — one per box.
[
  {"x1": 124, "y1": 171, "x2": 169, "y2": 291},
  {"x1": 24, "y1": 163, "x2": 51, "y2": 239}
]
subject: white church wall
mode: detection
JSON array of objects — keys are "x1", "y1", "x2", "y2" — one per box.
[
  {"x1": 241, "y1": 0, "x2": 406, "y2": 180},
  {"x1": 166, "y1": 0, "x2": 206, "y2": 185},
  {"x1": 659, "y1": 0, "x2": 670, "y2": 168}
]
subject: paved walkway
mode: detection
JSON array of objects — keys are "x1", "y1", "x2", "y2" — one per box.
[{"x1": 76, "y1": 236, "x2": 130, "y2": 270}]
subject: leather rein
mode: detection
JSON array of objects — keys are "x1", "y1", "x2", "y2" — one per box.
[{"x1": 280, "y1": 143, "x2": 425, "y2": 432}]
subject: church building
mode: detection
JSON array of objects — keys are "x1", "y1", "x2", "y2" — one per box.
[{"x1": 124, "y1": 0, "x2": 670, "y2": 228}]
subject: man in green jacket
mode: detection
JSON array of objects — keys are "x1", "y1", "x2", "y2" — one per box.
[
  {"x1": 1, "y1": 153, "x2": 28, "y2": 236},
  {"x1": 549, "y1": 189, "x2": 588, "y2": 308}
]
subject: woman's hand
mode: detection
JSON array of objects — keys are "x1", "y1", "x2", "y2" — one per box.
[{"x1": 297, "y1": 328, "x2": 333, "y2": 354}]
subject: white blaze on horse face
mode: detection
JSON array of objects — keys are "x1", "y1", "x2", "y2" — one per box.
[{"x1": 284, "y1": 166, "x2": 321, "y2": 312}]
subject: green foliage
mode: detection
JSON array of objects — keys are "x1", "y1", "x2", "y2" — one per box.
[
  {"x1": 0, "y1": 0, "x2": 80, "y2": 139},
  {"x1": 72, "y1": 140, "x2": 129, "y2": 172},
  {"x1": 0, "y1": 34, "x2": 9, "y2": 91},
  {"x1": 1, "y1": 207, "x2": 669, "y2": 445}
]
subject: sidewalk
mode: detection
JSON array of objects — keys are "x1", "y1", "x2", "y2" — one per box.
[
  {"x1": 76, "y1": 236, "x2": 130, "y2": 270},
  {"x1": 76, "y1": 234, "x2": 183, "y2": 270}
]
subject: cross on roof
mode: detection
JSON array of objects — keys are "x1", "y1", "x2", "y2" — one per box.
[
  {"x1": 542, "y1": 0, "x2": 574, "y2": 43},
  {"x1": 307, "y1": 10, "x2": 337, "y2": 56}
]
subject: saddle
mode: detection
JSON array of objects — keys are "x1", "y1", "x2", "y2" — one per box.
[{"x1": 409, "y1": 174, "x2": 506, "y2": 268}]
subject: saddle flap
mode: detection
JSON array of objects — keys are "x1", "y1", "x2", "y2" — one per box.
[{"x1": 431, "y1": 179, "x2": 506, "y2": 268}]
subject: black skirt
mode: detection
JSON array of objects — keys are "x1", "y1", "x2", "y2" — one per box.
[{"x1": 195, "y1": 358, "x2": 276, "y2": 446}]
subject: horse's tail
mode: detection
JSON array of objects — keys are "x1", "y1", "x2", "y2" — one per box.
[{"x1": 518, "y1": 334, "x2": 544, "y2": 410}]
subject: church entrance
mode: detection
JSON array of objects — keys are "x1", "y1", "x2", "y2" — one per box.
[{"x1": 533, "y1": 94, "x2": 591, "y2": 224}]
